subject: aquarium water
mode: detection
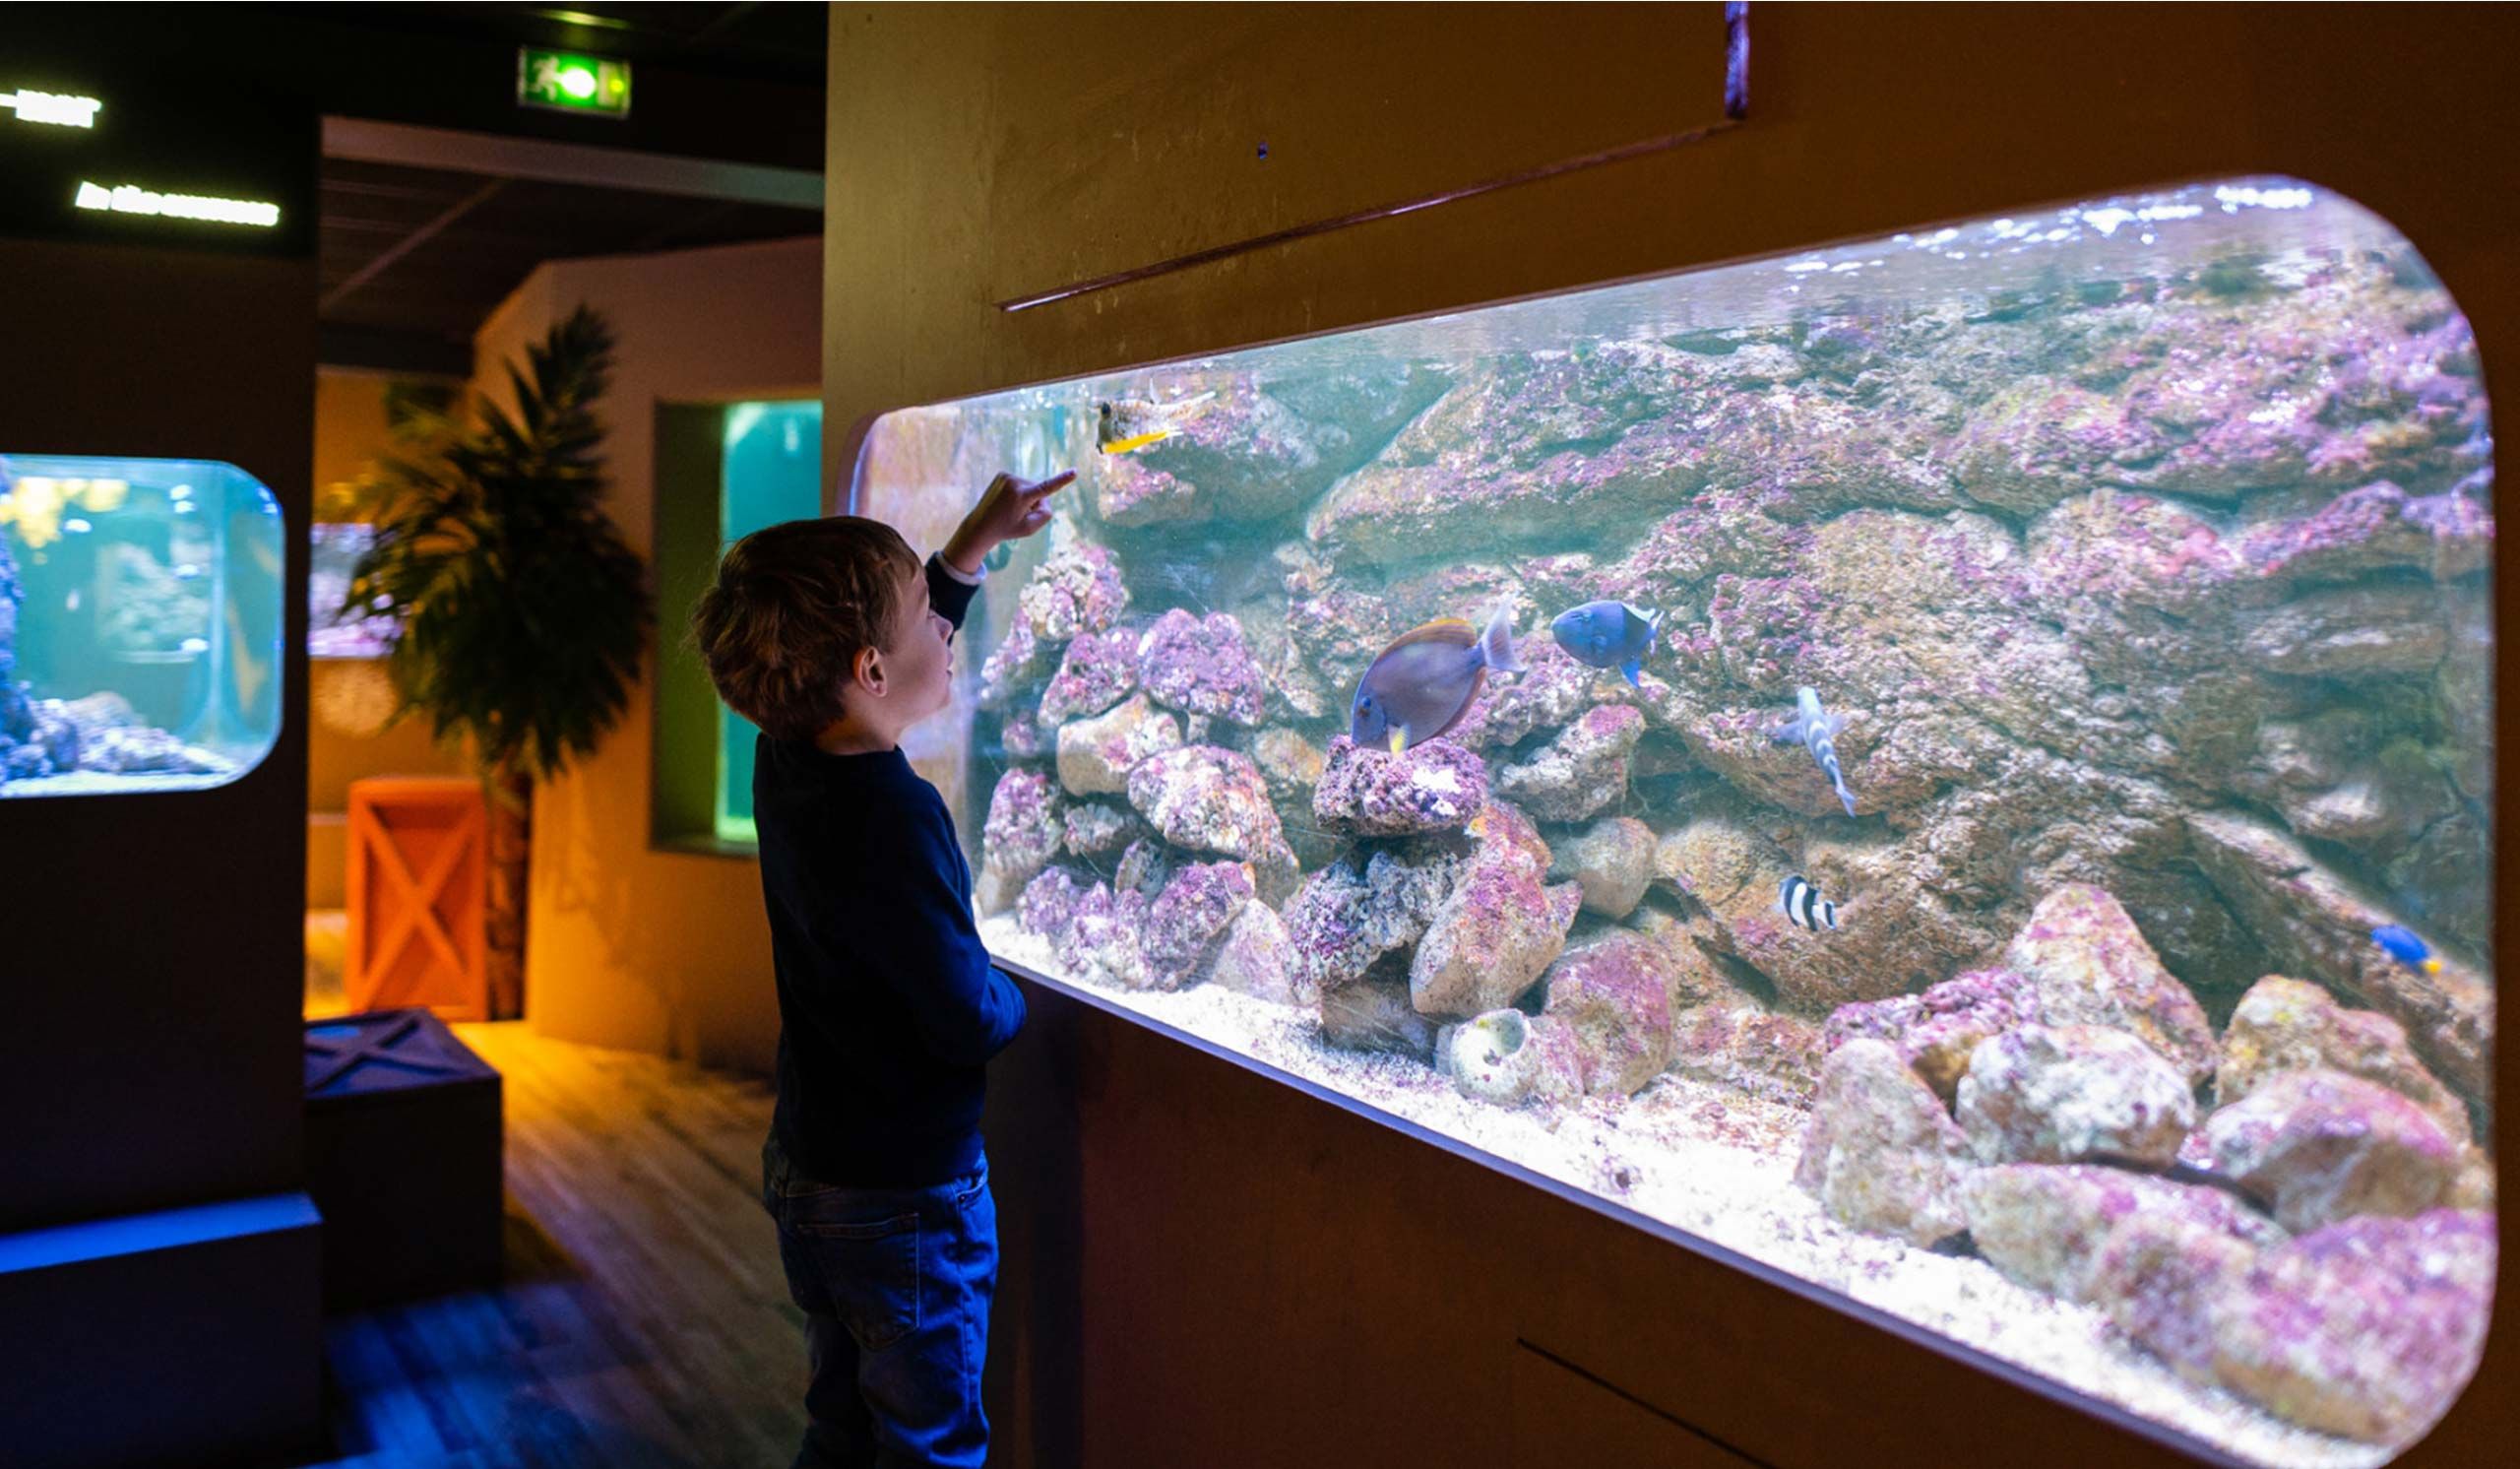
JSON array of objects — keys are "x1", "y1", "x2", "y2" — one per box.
[
  {"x1": 0, "y1": 455, "x2": 281, "y2": 797},
  {"x1": 852, "y1": 177, "x2": 2492, "y2": 1466}
]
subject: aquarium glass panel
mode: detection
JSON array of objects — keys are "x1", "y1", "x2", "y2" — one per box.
[
  {"x1": 0, "y1": 455, "x2": 284, "y2": 797},
  {"x1": 718, "y1": 400, "x2": 825, "y2": 844},
  {"x1": 854, "y1": 178, "x2": 2495, "y2": 1465}
]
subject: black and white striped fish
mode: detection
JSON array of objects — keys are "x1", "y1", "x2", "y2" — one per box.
[
  {"x1": 1777, "y1": 873, "x2": 1839, "y2": 932},
  {"x1": 1772, "y1": 685, "x2": 1857, "y2": 817}
]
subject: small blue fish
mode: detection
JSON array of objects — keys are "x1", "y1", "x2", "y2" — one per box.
[
  {"x1": 1778, "y1": 873, "x2": 1839, "y2": 932},
  {"x1": 2371, "y1": 925, "x2": 2442, "y2": 975},
  {"x1": 1550, "y1": 600, "x2": 1664, "y2": 687},
  {"x1": 1772, "y1": 685, "x2": 1857, "y2": 817},
  {"x1": 1351, "y1": 605, "x2": 1524, "y2": 754}
]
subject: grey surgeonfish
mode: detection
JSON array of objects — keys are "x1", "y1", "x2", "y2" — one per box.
[
  {"x1": 1350, "y1": 605, "x2": 1525, "y2": 754},
  {"x1": 1778, "y1": 873, "x2": 1839, "y2": 932},
  {"x1": 1772, "y1": 684, "x2": 1857, "y2": 816}
]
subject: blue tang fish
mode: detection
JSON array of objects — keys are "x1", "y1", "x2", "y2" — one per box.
[
  {"x1": 1351, "y1": 605, "x2": 1524, "y2": 754},
  {"x1": 2370, "y1": 925, "x2": 2442, "y2": 975},
  {"x1": 1550, "y1": 600, "x2": 1664, "y2": 687},
  {"x1": 1772, "y1": 685, "x2": 1857, "y2": 817}
]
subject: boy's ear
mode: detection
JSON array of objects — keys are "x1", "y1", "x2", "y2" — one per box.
[{"x1": 852, "y1": 644, "x2": 886, "y2": 697}]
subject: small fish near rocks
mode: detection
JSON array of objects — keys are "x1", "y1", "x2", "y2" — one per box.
[
  {"x1": 1775, "y1": 872, "x2": 1839, "y2": 932},
  {"x1": 1770, "y1": 684, "x2": 1858, "y2": 817},
  {"x1": 1549, "y1": 598, "x2": 1665, "y2": 688}
]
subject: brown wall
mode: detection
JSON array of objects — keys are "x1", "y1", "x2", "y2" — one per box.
[
  {"x1": 306, "y1": 370, "x2": 472, "y2": 910},
  {"x1": 474, "y1": 236, "x2": 820, "y2": 1069},
  {"x1": 821, "y1": 4, "x2": 2518, "y2": 1466}
]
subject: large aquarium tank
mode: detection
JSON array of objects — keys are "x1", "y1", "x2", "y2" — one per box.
[
  {"x1": 853, "y1": 177, "x2": 2495, "y2": 1466},
  {"x1": 0, "y1": 455, "x2": 283, "y2": 797}
]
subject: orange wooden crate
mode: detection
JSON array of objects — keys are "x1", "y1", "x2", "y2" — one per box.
[{"x1": 346, "y1": 776, "x2": 488, "y2": 1022}]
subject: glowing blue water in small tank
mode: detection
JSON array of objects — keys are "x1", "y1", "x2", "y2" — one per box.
[
  {"x1": 0, "y1": 455, "x2": 283, "y2": 797},
  {"x1": 850, "y1": 177, "x2": 2494, "y2": 1467}
]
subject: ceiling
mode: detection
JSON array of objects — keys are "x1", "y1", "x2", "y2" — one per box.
[{"x1": 309, "y1": 3, "x2": 826, "y2": 375}]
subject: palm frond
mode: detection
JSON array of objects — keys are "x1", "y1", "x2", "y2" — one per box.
[{"x1": 340, "y1": 304, "x2": 651, "y2": 782}]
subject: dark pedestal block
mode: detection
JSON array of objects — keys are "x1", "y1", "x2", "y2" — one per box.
[
  {"x1": 304, "y1": 1009, "x2": 504, "y2": 1309},
  {"x1": 0, "y1": 1193, "x2": 323, "y2": 1469}
]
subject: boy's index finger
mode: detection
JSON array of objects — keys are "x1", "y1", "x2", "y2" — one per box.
[{"x1": 1029, "y1": 470, "x2": 1077, "y2": 496}]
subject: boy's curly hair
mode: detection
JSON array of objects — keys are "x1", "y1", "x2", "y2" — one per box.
[{"x1": 690, "y1": 516, "x2": 920, "y2": 743}]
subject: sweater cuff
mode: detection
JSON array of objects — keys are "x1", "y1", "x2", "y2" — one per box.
[{"x1": 932, "y1": 551, "x2": 985, "y2": 587}]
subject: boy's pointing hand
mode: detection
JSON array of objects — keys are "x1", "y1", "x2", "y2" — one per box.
[{"x1": 944, "y1": 470, "x2": 1074, "y2": 575}]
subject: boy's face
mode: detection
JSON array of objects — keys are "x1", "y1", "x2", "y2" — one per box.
[{"x1": 857, "y1": 560, "x2": 955, "y2": 729}]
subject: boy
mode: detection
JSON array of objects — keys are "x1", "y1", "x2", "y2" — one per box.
[{"x1": 690, "y1": 469, "x2": 1071, "y2": 1468}]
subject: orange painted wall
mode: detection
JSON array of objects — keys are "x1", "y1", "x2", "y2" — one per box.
[{"x1": 472, "y1": 235, "x2": 820, "y2": 1070}]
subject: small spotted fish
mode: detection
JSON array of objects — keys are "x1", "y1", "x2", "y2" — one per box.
[
  {"x1": 1777, "y1": 873, "x2": 1839, "y2": 932},
  {"x1": 1350, "y1": 605, "x2": 1524, "y2": 755}
]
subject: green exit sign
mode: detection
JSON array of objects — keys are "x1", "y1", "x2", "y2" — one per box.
[{"x1": 517, "y1": 48, "x2": 631, "y2": 119}]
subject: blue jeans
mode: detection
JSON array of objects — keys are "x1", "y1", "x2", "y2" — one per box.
[{"x1": 761, "y1": 1133, "x2": 999, "y2": 1469}]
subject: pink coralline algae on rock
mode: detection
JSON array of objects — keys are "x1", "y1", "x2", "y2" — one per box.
[
  {"x1": 1280, "y1": 847, "x2": 1462, "y2": 999},
  {"x1": 1017, "y1": 540, "x2": 1129, "y2": 643},
  {"x1": 1409, "y1": 802, "x2": 1581, "y2": 1019},
  {"x1": 1823, "y1": 968, "x2": 2031, "y2": 1103},
  {"x1": 1138, "y1": 861, "x2": 1255, "y2": 990},
  {"x1": 2206, "y1": 1209, "x2": 2495, "y2": 1443},
  {"x1": 978, "y1": 620, "x2": 1042, "y2": 710},
  {"x1": 1310, "y1": 734, "x2": 1488, "y2": 837},
  {"x1": 1136, "y1": 608, "x2": 1268, "y2": 726},
  {"x1": 2202, "y1": 1066, "x2": 2458, "y2": 1233},
  {"x1": 1539, "y1": 928, "x2": 1693, "y2": 1097},
  {"x1": 1955, "y1": 1023, "x2": 2197, "y2": 1169},
  {"x1": 1795, "y1": 1039, "x2": 1974, "y2": 1247},
  {"x1": 1495, "y1": 703, "x2": 1646, "y2": 822},
  {"x1": 976, "y1": 767, "x2": 1063, "y2": 916},
  {"x1": 1670, "y1": 996, "x2": 1826, "y2": 1109},
  {"x1": 1546, "y1": 815, "x2": 1658, "y2": 920},
  {"x1": 1037, "y1": 627, "x2": 1140, "y2": 726},
  {"x1": 2239, "y1": 479, "x2": 2495, "y2": 586},
  {"x1": 1054, "y1": 692, "x2": 1182, "y2": 797},
  {"x1": 1961, "y1": 1163, "x2": 2284, "y2": 1305},
  {"x1": 1125, "y1": 744, "x2": 1293, "y2": 870},
  {"x1": 2002, "y1": 884, "x2": 2219, "y2": 1086},
  {"x1": 2216, "y1": 975, "x2": 2472, "y2": 1148}
]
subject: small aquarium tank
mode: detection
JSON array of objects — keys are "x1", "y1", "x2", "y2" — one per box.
[
  {"x1": 0, "y1": 455, "x2": 282, "y2": 797},
  {"x1": 853, "y1": 178, "x2": 2495, "y2": 1465}
]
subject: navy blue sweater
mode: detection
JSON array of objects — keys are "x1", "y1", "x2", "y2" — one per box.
[{"x1": 754, "y1": 553, "x2": 1027, "y2": 1186}]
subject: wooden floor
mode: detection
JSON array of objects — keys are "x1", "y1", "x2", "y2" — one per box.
[{"x1": 293, "y1": 1023, "x2": 811, "y2": 1469}]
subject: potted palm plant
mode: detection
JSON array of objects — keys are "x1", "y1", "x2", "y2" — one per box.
[{"x1": 344, "y1": 305, "x2": 651, "y2": 1019}]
